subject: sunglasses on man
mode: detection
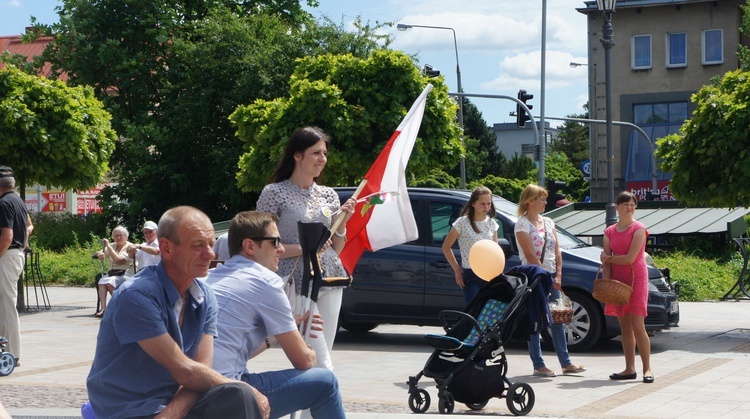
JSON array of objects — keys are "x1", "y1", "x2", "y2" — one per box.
[{"x1": 251, "y1": 236, "x2": 282, "y2": 249}]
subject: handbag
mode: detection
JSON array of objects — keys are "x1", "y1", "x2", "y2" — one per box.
[
  {"x1": 539, "y1": 217, "x2": 549, "y2": 263},
  {"x1": 107, "y1": 269, "x2": 126, "y2": 277}
]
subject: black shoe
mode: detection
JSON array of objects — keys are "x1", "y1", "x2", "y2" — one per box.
[
  {"x1": 14, "y1": 358, "x2": 20, "y2": 367},
  {"x1": 609, "y1": 372, "x2": 637, "y2": 380},
  {"x1": 643, "y1": 375, "x2": 654, "y2": 383}
]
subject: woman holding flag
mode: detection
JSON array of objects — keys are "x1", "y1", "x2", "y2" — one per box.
[{"x1": 256, "y1": 126, "x2": 356, "y2": 371}]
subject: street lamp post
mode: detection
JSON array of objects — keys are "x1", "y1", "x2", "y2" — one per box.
[
  {"x1": 397, "y1": 23, "x2": 466, "y2": 189},
  {"x1": 597, "y1": 0, "x2": 617, "y2": 227}
]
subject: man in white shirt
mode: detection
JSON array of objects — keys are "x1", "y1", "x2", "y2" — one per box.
[
  {"x1": 129, "y1": 220, "x2": 161, "y2": 271},
  {"x1": 204, "y1": 211, "x2": 344, "y2": 418}
]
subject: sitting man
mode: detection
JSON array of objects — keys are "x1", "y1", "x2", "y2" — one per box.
[
  {"x1": 128, "y1": 220, "x2": 161, "y2": 271},
  {"x1": 205, "y1": 211, "x2": 345, "y2": 419},
  {"x1": 86, "y1": 206, "x2": 267, "y2": 419}
]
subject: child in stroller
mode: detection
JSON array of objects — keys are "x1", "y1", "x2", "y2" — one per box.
[{"x1": 406, "y1": 271, "x2": 536, "y2": 416}]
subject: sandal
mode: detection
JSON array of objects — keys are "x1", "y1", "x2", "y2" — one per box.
[
  {"x1": 94, "y1": 311, "x2": 105, "y2": 318},
  {"x1": 563, "y1": 364, "x2": 587, "y2": 374},
  {"x1": 533, "y1": 368, "x2": 556, "y2": 377}
]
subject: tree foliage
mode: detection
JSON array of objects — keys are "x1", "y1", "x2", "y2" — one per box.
[
  {"x1": 230, "y1": 49, "x2": 462, "y2": 192},
  {"x1": 657, "y1": 69, "x2": 750, "y2": 207},
  {"x1": 543, "y1": 151, "x2": 588, "y2": 202},
  {"x1": 455, "y1": 98, "x2": 504, "y2": 181},
  {"x1": 472, "y1": 175, "x2": 528, "y2": 204},
  {"x1": 550, "y1": 108, "x2": 589, "y2": 171},
  {"x1": 738, "y1": 0, "x2": 750, "y2": 69},
  {"x1": 28, "y1": 0, "x2": 391, "y2": 223},
  {"x1": 0, "y1": 66, "x2": 116, "y2": 197}
]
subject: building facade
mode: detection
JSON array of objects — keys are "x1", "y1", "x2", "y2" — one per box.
[
  {"x1": 578, "y1": 0, "x2": 746, "y2": 201},
  {"x1": 492, "y1": 121, "x2": 556, "y2": 163}
]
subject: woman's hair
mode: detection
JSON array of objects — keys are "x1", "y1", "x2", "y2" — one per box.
[
  {"x1": 227, "y1": 211, "x2": 278, "y2": 257},
  {"x1": 615, "y1": 191, "x2": 638, "y2": 205},
  {"x1": 459, "y1": 186, "x2": 495, "y2": 233},
  {"x1": 269, "y1": 126, "x2": 331, "y2": 184},
  {"x1": 112, "y1": 225, "x2": 129, "y2": 239},
  {"x1": 517, "y1": 184, "x2": 549, "y2": 216}
]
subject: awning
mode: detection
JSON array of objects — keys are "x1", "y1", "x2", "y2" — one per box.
[{"x1": 547, "y1": 202, "x2": 750, "y2": 239}]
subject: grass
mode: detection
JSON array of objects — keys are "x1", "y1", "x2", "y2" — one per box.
[
  {"x1": 653, "y1": 250, "x2": 743, "y2": 301},
  {"x1": 35, "y1": 241, "x2": 104, "y2": 287},
  {"x1": 29, "y1": 243, "x2": 747, "y2": 302}
]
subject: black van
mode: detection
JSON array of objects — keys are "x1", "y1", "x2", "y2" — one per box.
[{"x1": 335, "y1": 187, "x2": 680, "y2": 352}]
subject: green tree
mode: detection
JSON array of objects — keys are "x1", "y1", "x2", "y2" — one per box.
[
  {"x1": 543, "y1": 151, "x2": 588, "y2": 202},
  {"x1": 738, "y1": 0, "x2": 750, "y2": 69},
  {"x1": 472, "y1": 175, "x2": 528, "y2": 204},
  {"x1": 550, "y1": 107, "x2": 590, "y2": 170},
  {"x1": 0, "y1": 66, "x2": 116, "y2": 198},
  {"x1": 501, "y1": 152, "x2": 536, "y2": 181},
  {"x1": 231, "y1": 49, "x2": 462, "y2": 191},
  {"x1": 27, "y1": 1, "x2": 389, "y2": 223},
  {"x1": 657, "y1": 69, "x2": 750, "y2": 207},
  {"x1": 461, "y1": 98, "x2": 504, "y2": 179}
]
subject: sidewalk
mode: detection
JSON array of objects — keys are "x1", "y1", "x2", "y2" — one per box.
[{"x1": 4, "y1": 286, "x2": 750, "y2": 418}]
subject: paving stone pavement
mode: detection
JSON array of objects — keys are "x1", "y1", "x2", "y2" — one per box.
[{"x1": 3, "y1": 286, "x2": 750, "y2": 418}]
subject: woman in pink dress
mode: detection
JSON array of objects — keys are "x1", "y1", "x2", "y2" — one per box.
[{"x1": 601, "y1": 191, "x2": 653, "y2": 383}]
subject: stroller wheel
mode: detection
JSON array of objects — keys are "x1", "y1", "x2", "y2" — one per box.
[
  {"x1": 506, "y1": 382, "x2": 535, "y2": 416},
  {"x1": 466, "y1": 400, "x2": 489, "y2": 410},
  {"x1": 438, "y1": 391, "x2": 455, "y2": 414},
  {"x1": 408, "y1": 389, "x2": 431, "y2": 413},
  {"x1": 0, "y1": 352, "x2": 16, "y2": 377}
]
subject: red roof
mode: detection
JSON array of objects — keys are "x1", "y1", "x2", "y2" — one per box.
[{"x1": 0, "y1": 33, "x2": 67, "y2": 80}]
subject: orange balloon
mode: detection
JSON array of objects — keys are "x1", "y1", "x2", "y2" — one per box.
[{"x1": 468, "y1": 240, "x2": 506, "y2": 281}]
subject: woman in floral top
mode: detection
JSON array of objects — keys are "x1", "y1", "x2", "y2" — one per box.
[
  {"x1": 515, "y1": 184, "x2": 585, "y2": 377},
  {"x1": 256, "y1": 126, "x2": 355, "y2": 371},
  {"x1": 441, "y1": 186, "x2": 499, "y2": 304}
]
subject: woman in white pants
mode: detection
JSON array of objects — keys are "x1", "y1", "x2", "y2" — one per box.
[{"x1": 256, "y1": 126, "x2": 355, "y2": 370}]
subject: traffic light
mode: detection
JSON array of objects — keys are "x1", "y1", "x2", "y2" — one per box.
[
  {"x1": 516, "y1": 89, "x2": 533, "y2": 127},
  {"x1": 423, "y1": 64, "x2": 440, "y2": 78},
  {"x1": 545, "y1": 179, "x2": 566, "y2": 213}
]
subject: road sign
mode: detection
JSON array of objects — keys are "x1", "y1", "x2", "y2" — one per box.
[{"x1": 581, "y1": 159, "x2": 591, "y2": 177}]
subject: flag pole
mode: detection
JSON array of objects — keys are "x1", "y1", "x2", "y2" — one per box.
[{"x1": 328, "y1": 179, "x2": 367, "y2": 240}]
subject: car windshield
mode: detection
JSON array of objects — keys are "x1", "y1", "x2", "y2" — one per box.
[{"x1": 492, "y1": 195, "x2": 589, "y2": 250}]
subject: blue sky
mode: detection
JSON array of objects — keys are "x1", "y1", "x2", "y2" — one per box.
[{"x1": 1, "y1": 0, "x2": 590, "y2": 127}]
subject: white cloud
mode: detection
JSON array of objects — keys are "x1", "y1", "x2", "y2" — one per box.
[
  {"x1": 8, "y1": 0, "x2": 22, "y2": 8},
  {"x1": 481, "y1": 50, "x2": 589, "y2": 91}
]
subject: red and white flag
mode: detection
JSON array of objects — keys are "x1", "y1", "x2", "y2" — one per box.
[{"x1": 339, "y1": 84, "x2": 433, "y2": 273}]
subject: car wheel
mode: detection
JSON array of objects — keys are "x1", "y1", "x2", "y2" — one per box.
[
  {"x1": 541, "y1": 289, "x2": 602, "y2": 352},
  {"x1": 340, "y1": 322, "x2": 378, "y2": 333}
]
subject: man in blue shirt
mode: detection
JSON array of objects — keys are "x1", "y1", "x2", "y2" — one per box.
[
  {"x1": 86, "y1": 206, "x2": 267, "y2": 419},
  {"x1": 205, "y1": 211, "x2": 344, "y2": 418}
]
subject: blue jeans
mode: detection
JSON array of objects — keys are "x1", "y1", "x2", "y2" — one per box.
[
  {"x1": 462, "y1": 268, "x2": 485, "y2": 305},
  {"x1": 527, "y1": 288, "x2": 572, "y2": 370},
  {"x1": 242, "y1": 367, "x2": 345, "y2": 419}
]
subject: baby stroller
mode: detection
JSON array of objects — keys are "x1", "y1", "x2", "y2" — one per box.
[
  {"x1": 0, "y1": 336, "x2": 15, "y2": 376},
  {"x1": 406, "y1": 271, "x2": 536, "y2": 415}
]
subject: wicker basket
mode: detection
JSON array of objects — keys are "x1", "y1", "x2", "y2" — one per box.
[
  {"x1": 550, "y1": 291, "x2": 574, "y2": 324},
  {"x1": 592, "y1": 264, "x2": 634, "y2": 306},
  {"x1": 551, "y1": 307, "x2": 574, "y2": 324}
]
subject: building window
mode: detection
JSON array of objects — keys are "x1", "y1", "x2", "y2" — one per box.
[
  {"x1": 702, "y1": 29, "x2": 723, "y2": 65},
  {"x1": 632, "y1": 35, "x2": 652, "y2": 69},
  {"x1": 627, "y1": 102, "x2": 688, "y2": 182},
  {"x1": 667, "y1": 33, "x2": 687, "y2": 67}
]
